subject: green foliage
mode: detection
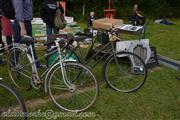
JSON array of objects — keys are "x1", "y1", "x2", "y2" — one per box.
[
  {"x1": 33, "y1": 0, "x2": 180, "y2": 19},
  {"x1": 33, "y1": 0, "x2": 42, "y2": 17}
]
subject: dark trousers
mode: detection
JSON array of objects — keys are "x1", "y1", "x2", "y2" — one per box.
[
  {"x1": 0, "y1": 26, "x2": 3, "y2": 45},
  {"x1": 131, "y1": 15, "x2": 146, "y2": 26},
  {"x1": 13, "y1": 20, "x2": 41, "y2": 66},
  {"x1": 137, "y1": 16, "x2": 146, "y2": 25},
  {"x1": 0, "y1": 27, "x2": 3, "y2": 64},
  {"x1": 46, "y1": 25, "x2": 59, "y2": 49},
  {"x1": 6, "y1": 36, "x2": 12, "y2": 49},
  {"x1": 13, "y1": 20, "x2": 32, "y2": 43}
]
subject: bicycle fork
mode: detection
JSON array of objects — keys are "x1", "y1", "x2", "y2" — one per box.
[{"x1": 55, "y1": 41, "x2": 75, "y2": 91}]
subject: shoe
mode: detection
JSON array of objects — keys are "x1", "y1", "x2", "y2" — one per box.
[{"x1": 37, "y1": 64, "x2": 47, "y2": 69}]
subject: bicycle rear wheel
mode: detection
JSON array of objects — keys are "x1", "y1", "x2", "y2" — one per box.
[
  {"x1": 103, "y1": 51, "x2": 147, "y2": 93},
  {"x1": 0, "y1": 80, "x2": 27, "y2": 119},
  {"x1": 48, "y1": 62, "x2": 98, "y2": 112},
  {"x1": 7, "y1": 47, "x2": 32, "y2": 89}
]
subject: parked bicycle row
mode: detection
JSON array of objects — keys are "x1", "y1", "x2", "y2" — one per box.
[{"x1": 0, "y1": 26, "x2": 148, "y2": 119}]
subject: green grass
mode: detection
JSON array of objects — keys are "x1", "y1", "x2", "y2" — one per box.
[
  {"x1": 147, "y1": 19, "x2": 180, "y2": 61},
  {"x1": 27, "y1": 65, "x2": 179, "y2": 120},
  {"x1": 0, "y1": 20, "x2": 180, "y2": 120}
]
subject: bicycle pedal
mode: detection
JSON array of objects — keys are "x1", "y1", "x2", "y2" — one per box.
[{"x1": 35, "y1": 81, "x2": 43, "y2": 85}]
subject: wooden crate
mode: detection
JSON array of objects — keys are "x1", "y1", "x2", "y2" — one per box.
[
  {"x1": 93, "y1": 18, "x2": 123, "y2": 30},
  {"x1": 35, "y1": 35, "x2": 47, "y2": 51}
]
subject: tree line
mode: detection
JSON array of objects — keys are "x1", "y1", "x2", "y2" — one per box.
[{"x1": 33, "y1": 0, "x2": 180, "y2": 20}]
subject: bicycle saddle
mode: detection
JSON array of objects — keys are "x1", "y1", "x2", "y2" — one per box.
[{"x1": 20, "y1": 36, "x2": 36, "y2": 44}]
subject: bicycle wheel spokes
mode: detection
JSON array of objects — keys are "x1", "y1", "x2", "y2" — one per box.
[
  {"x1": 103, "y1": 52, "x2": 147, "y2": 93},
  {"x1": 8, "y1": 48, "x2": 32, "y2": 89},
  {"x1": 0, "y1": 81, "x2": 27, "y2": 119},
  {"x1": 48, "y1": 62, "x2": 98, "y2": 112}
]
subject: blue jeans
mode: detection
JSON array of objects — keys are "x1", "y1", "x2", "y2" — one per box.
[
  {"x1": 46, "y1": 25, "x2": 59, "y2": 49},
  {"x1": 13, "y1": 20, "x2": 41, "y2": 67}
]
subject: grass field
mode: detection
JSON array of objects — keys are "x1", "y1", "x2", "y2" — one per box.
[{"x1": 0, "y1": 20, "x2": 180, "y2": 120}]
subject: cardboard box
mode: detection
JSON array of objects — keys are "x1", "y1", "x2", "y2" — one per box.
[{"x1": 93, "y1": 18, "x2": 123, "y2": 30}]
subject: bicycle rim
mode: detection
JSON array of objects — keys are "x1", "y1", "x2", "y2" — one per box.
[
  {"x1": 0, "y1": 81, "x2": 27, "y2": 120},
  {"x1": 103, "y1": 51, "x2": 147, "y2": 93},
  {"x1": 48, "y1": 62, "x2": 98, "y2": 112},
  {"x1": 7, "y1": 48, "x2": 32, "y2": 89}
]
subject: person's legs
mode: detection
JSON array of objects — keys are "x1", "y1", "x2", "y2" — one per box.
[
  {"x1": 0, "y1": 26, "x2": 2, "y2": 44},
  {"x1": 54, "y1": 28, "x2": 59, "y2": 34},
  {"x1": 24, "y1": 21, "x2": 41, "y2": 67},
  {"x1": 46, "y1": 25, "x2": 53, "y2": 49},
  {"x1": 0, "y1": 27, "x2": 4, "y2": 47},
  {"x1": 46, "y1": 25, "x2": 52, "y2": 35},
  {"x1": 24, "y1": 21, "x2": 32, "y2": 36},
  {"x1": 6, "y1": 36, "x2": 12, "y2": 49},
  {"x1": 135, "y1": 16, "x2": 141, "y2": 25},
  {"x1": 13, "y1": 21, "x2": 21, "y2": 43},
  {"x1": 11, "y1": 21, "x2": 22, "y2": 66},
  {"x1": 137, "y1": 16, "x2": 146, "y2": 25},
  {"x1": 0, "y1": 26, "x2": 5, "y2": 64}
]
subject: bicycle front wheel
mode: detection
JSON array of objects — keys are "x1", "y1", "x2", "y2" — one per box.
[
  {"x1": 0, "y1": 80, "x2": 27, "y2": 119},
  {"x1": 103, "y1": 51, "x2": 147, "y2": 93},
  {"x1": 48, "y1": 62, "x2": 99, "y2": 112},
  {"x1": 7, "y1": 47, "x2": 32, "y2": 89}
]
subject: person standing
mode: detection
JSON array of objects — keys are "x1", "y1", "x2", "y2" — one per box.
[
  {"x1": 40, "y1": 0, "x2": 64, "y2": 49},
  {"x1": 11, "y1": 0, "x2": 42, "y2": 67}
]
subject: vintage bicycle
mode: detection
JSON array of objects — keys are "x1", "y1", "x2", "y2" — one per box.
[
  {"x1": 7, "y1": 36, "x2": 99, "y2": 112},
  {"x1": 67, "y1": 27, "x2": 148, "y2": 93}
]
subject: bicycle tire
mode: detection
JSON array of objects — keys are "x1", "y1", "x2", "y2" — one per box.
[
  {"x1": 48, "y1": 62, "x2": 99, "y2": 112},
  {"x1": 0, "y1": 80, "x2": 27, "y2": 119},
  {"x1": 102, "y1": 51, "x2": 147, "y2": 93},
  {"x1": 7, "y1": 47, "x2": 33, "y2": 89}
]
